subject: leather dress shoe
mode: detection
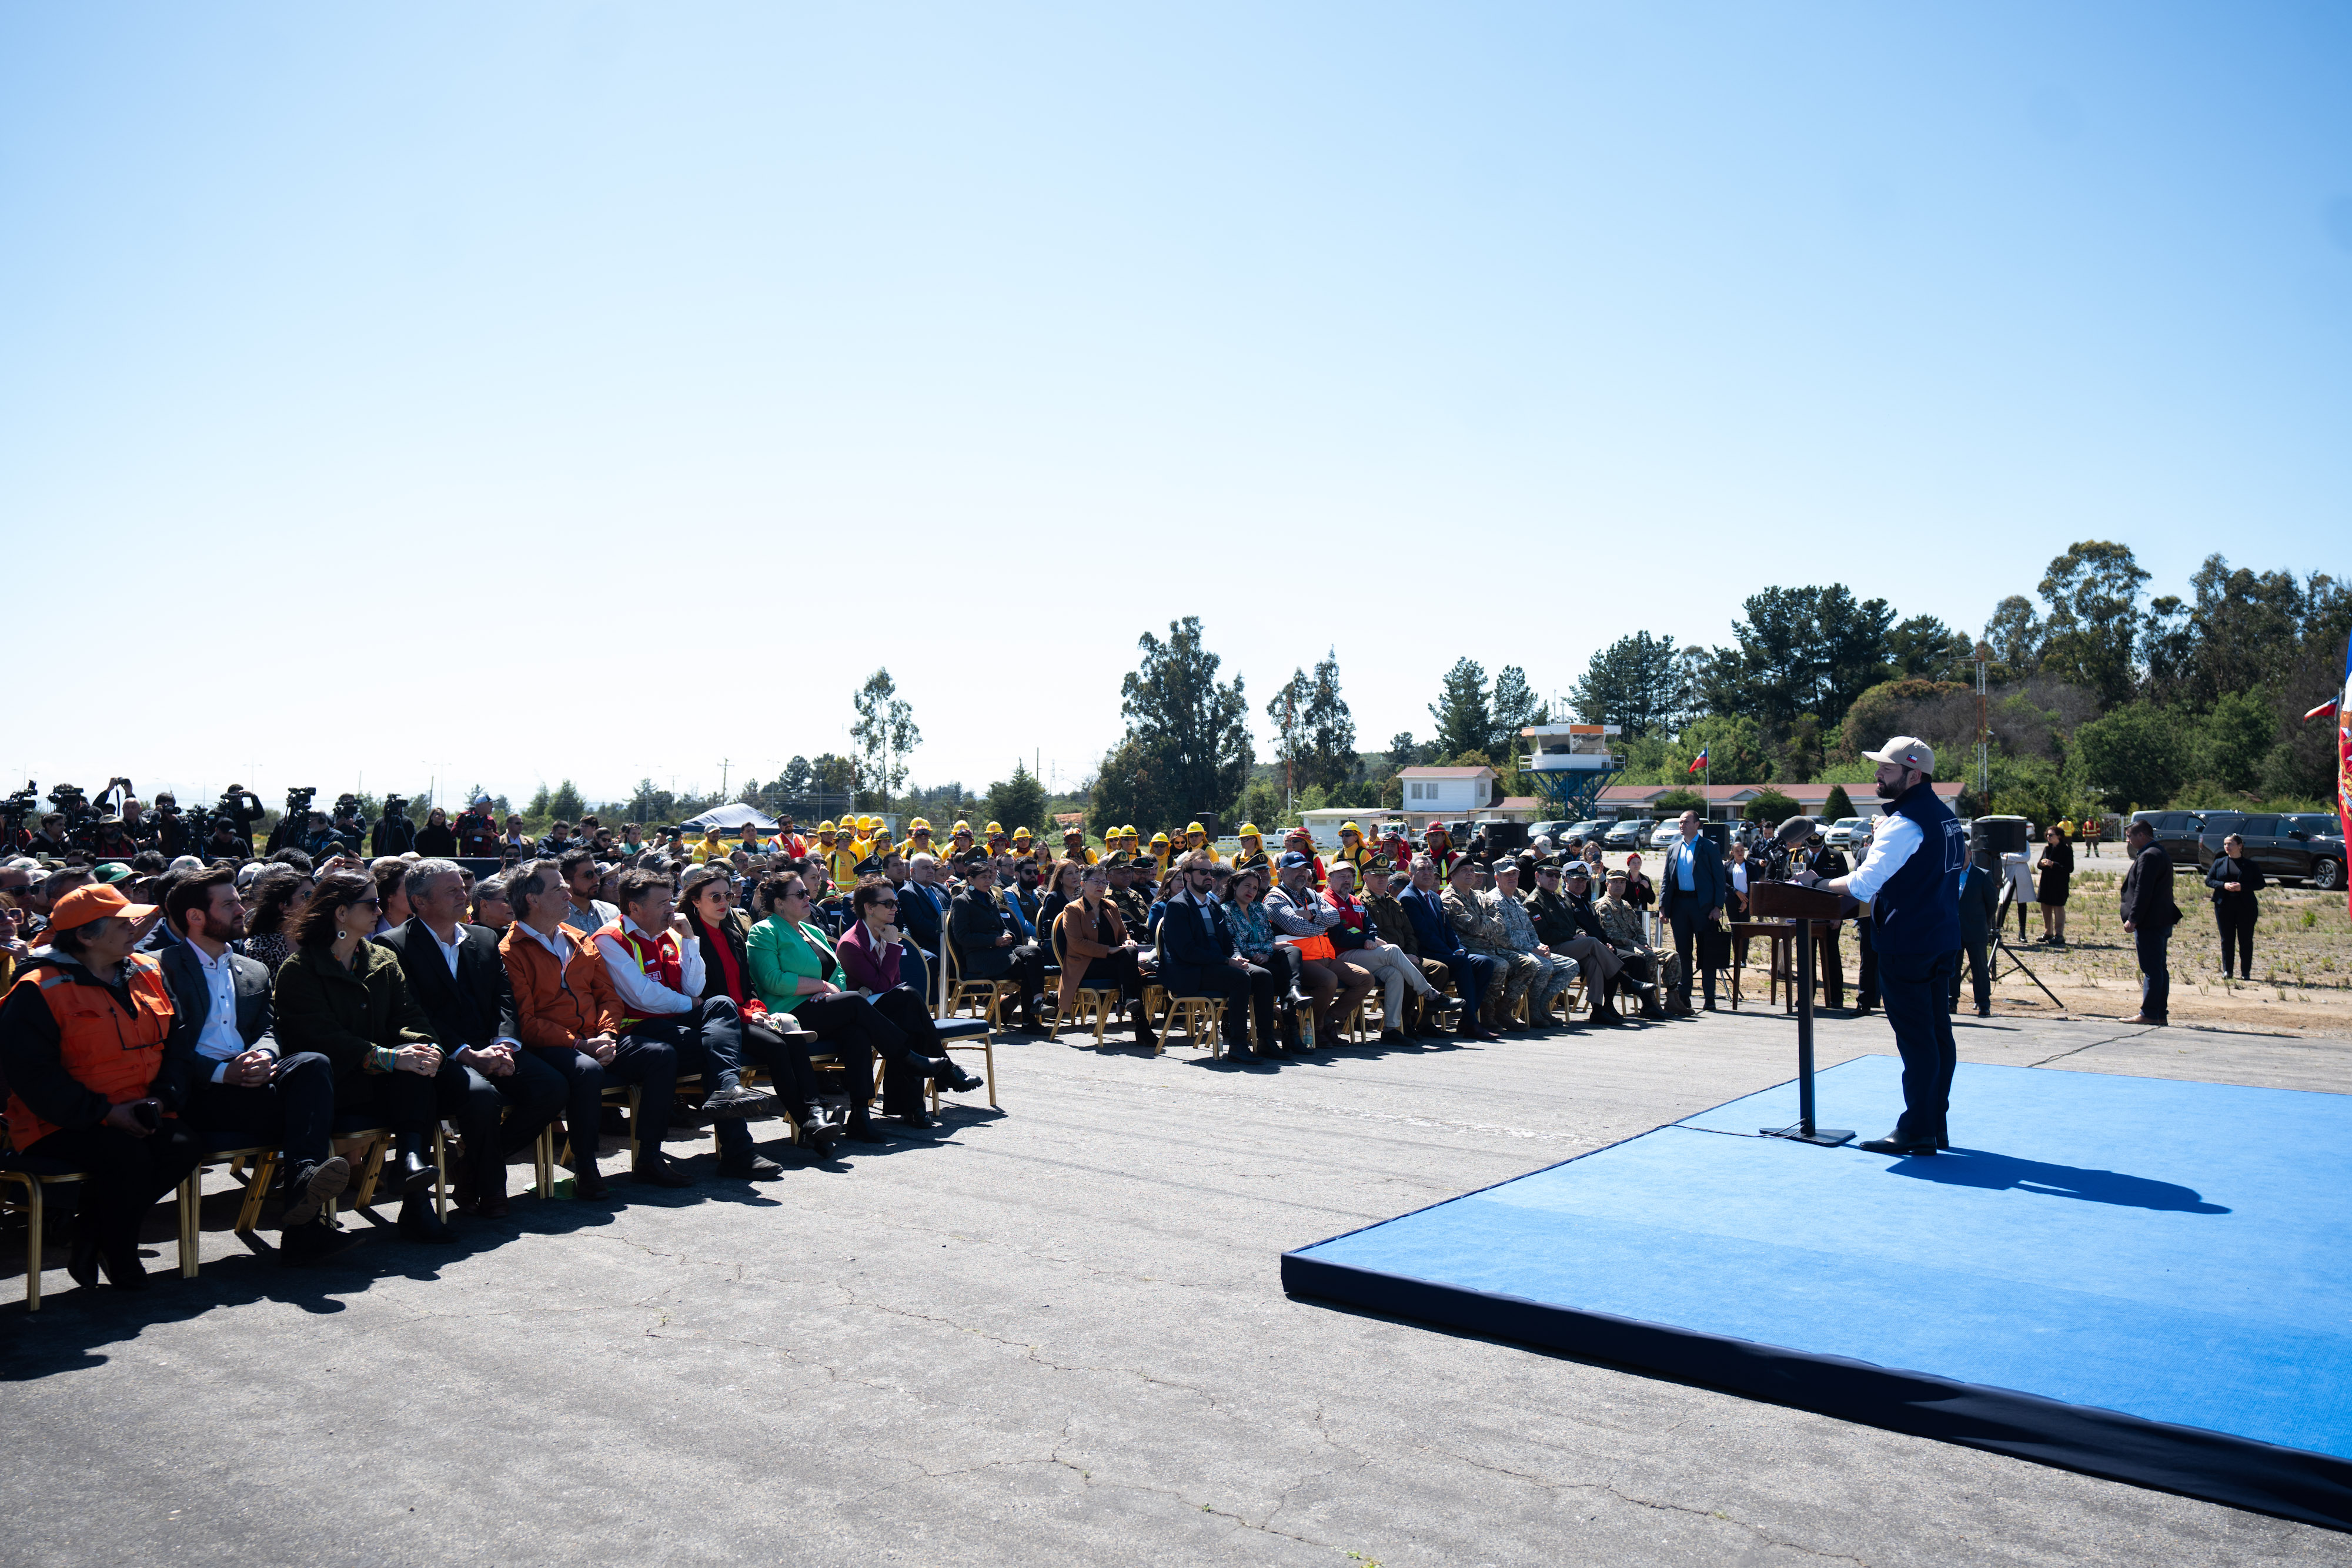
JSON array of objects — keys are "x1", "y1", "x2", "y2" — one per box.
[
  {"x1": 280, "y1": 1156, "x2": 350, "y2": 1231},
  {"x1": 719, "y1": 1151, "x2": 784, "y2": 1179},
  {"x1": 67, "y1": 1228, "x2": 101, "y2": 1290},
  {"x1": 940, "y1": 1064, "x2": 985, "y2": 1094},
  {"x1": 841, "y1": 1119, "x2": 887, "y2": 1145},
  {"x1": 569, "y1": 1167, "x2": 612, "y2": 1201},
  {"x1": 630, "y1": 1155, "x2": 694, "y2": 1188},
  {"x1": 702, "y1": 1085, "x2": 777, "y2": 1120},
  {"x1": 279, "y1": 1218, "x2": 357, "y2": 1264},
  {"x1": 1858, "y1": 1134, "x2": 1937, "y2": 1156},
  {"x1": 397, "y1": 1195, "x2": 455, "y2": 1243},
  {"x1": 900, "y1": 1109, "x2": 936, "y2": 1129}
]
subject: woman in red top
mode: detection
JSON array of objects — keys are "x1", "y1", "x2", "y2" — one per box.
[{"x1": 680, "y1": 865, "x2": 842, "y2": 1152}]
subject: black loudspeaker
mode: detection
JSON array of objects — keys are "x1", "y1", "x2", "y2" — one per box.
[
  {"x1": 1698, "y1": 821, "x2": 1730, "y2": 852},
  {"x1": 1973, "y1": 815, "x2": 2029, "y2": 860},
  {"x1": 1192, "y1": 813, "x2": 1221, "y2": 840},
  {"x1": 1481, "y1": 821, "x2": 1530, "y2": 851}
]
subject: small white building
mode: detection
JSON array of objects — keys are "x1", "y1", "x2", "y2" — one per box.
[{"x1": 1394, "y1": 765, "x2": 1500, "y2": 830}]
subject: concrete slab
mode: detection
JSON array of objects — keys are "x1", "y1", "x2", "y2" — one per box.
[{"x1": 6, "y1": 1007, "x2": 2352, "y2": 1567}]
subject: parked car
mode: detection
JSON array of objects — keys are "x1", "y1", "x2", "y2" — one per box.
[
  {"x1": 1647, "y1": 820, "x2": 1684, "y2": 848},
  {"x1": 2193, "y1": 811, "x2": 2346, "y2": 891},
  {"x1": 1604, "y1": 818, "x2": 1655, "y2": 850},
  {"x1": 2125, "y1": 810, "x2": 2206, "y2": 866},
  {"x1": 1823, "y1": 816, "x2": 1874, "y2": 848},
  {"x1": 1526, "y1": 820, "x2": 1575, "y2": 845},
  {"x1": 1565, "y1": 820, "x2": 1605, "y2": 844}
]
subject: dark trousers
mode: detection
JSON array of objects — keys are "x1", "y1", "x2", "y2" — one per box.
[
  {"x1": 630, "y1": 998, "x2": 754, "y2": 1152},
  {"x1": 792, "y1": 988, "x2": 952, "y2": 1116},
  {"x1": 187, "y1": 1050, "x2": 336, "y2": 1174},
  {"x1": 1447, "y1": 952, "x2": 1501, "y2": 1022},
  {"x1": 1813, "y1": 921, "x2": 1845, "y2": 1009},
  {"x1": 2216, "y1": 901, "x2": 2256, "y2": 979},
  {"x1": 30, "y1": 1121, "x2": 202, "y2": 1269},
  {"x1": 1163, "y1": 959, "x2": 1277, "y2": 1047},
  {"x1": 1666, "y1": 895, "x2": 1716, "y2": 1007},
  {"x1": 970, "y1": 943, "x2": 1048, "y2": 1023},
  {"x1": 526, "y1": 1037, "x2": 677, "y2": 1169},
  {"x1": 448, "y1": 1049, "x2": 566, "y2": 1196},
  {"x1": 1949, "y1": 932, "x2": 1991, "y2": 1014},
  {"x1": 1879, "y1": 948, "x2": 1958, "y2": 1145},
  {"x1": 1856, "y1": 919, "x2": 1879, "y2": 1011},
  {"x1": 742, "y1": 1019, "x2": 821, "y2": 1124},
  {"x1": 2135, "y1": 924, "x2": 2171, "y2": 1021}
]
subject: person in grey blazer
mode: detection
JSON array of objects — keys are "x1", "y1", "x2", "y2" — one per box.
[{"x1": 156, "y1": 866, "x2": 350, "y2": 1261}]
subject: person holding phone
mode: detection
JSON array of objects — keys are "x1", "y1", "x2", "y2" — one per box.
[{"x1": 0, "y1": 884, "x2": 202, "y2": 1290}]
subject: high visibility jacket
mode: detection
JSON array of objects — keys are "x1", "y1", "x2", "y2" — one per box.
[
  {"x1": 595, "y1": 920, "x2": 685, "y2": 1030},
  {"x1": 1333, "y1": 842, "x2": 1379, "y2": 882},
  {"x1": 828, "y1": 845, "x2": 864, "y2": 888},
  {"x1": 4, "y1": 954, "x2": 174, "y2": 1149}
]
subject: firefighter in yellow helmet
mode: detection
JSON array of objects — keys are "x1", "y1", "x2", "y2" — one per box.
[
  {"x1": 1182, "y1": 821, "x2": 1224, "y2": 865},
  {"x1": 905, "y1": 818, "x2": 936, "y2": 861},
  {"x1": 1148, "y1": 831, "x2": 1174, "y2": 879},
  {"x1": 828, "y1": 825, "x2": 865, "y2": 890},
  {"x1": 1011, "y1": 825, "x2": 1035, "y2": 859},
  {"x1": 1231, "y1": 824, "x2": 1269, "y2": 877},
  {"x1": 1060, "y1": 824, "x2": 1098, "y2": 866},
  {"x1": 1332, "y1": 821, "x2": 1378, "y2": 885},
  {"x1": 946, "y1": 822, "x2": 976, "y2": 865},
  {"x1": 984, "y1": 822, "x2": 1010, "y2": 857}
]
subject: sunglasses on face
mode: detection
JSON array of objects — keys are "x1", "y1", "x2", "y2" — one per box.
[
  {"x1": 351, "y1": 897, "x2": 382, "y2": 911},
  {"x1": 873, "y1": 898, "x2": 898, "y2": 907}
]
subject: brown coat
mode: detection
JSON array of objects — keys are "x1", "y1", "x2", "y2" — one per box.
[
  {"x1": 1054, "y1": 897, "x2": 1129, "y2": 1011},
  {"x1": 498, "y1": 921, "x2": 622, "y2": 1052}
]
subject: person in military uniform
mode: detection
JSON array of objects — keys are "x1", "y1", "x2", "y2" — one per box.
[
  {"x1": 1593, "y1": 869, "x2": 1675, "y2": 1008},
  {"x1": 1441, "y1": 859, "x2": 1536, "y2": 1027}
]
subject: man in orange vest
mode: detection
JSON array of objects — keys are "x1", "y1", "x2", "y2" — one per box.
[{"x1": 0, "y1": 884, "x2": 203, "y2": 1291}]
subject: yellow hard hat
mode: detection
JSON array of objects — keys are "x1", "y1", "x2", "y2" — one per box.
[
  {"x1": 909, "y1": 818, "x2": 931, "y2": 833},
  {"x1": 1340, "y1": 821, "x2": 1361, "y2": 837},
  {"x1": 1185, "y1": 821, "x2": 1205, "y2": 836},
  {"x1": 1013, "y1": 826, "x2": 1033, "y2": 840},
  {"x1": 1238, "y1": 823, "x2": 1261, "y2": 838},
  {"x1": 817, "y1": 820, "x2": 837, "y2": 833},
  {"x1": 951, "y1": 821, "x2": 972, "y2": 836},
  {"x1": 985, "y1": 821, "x2": 1004, "y2": 835},
  {"x1": 1150, "y1": 831, "x2": 1170, "y2": 846},
  {"x1": 863, "y1": 815, "x2": 880, "y2": 831},
  {"x1": 1120, "y1": 825, "x2": 1137, "y2": 839}
]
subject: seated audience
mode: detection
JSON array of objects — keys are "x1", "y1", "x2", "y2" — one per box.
[
  {"x1": 681, "y1": 863, "x2": 841, "y2": 1157},
  {"x1": 1056, "y1": 862, "x2": 1151, "y2": 1046},
  {"x1": 948, "y1": 851, "x2": 1047, "y2": 1031},
  {"x1": 1358, "y1": 863, "x2": 1455, "y2": 1037},
  {"x1": 1265, "y1": 852, "x2": 1377, "y2": 1045},
  {"x1": 1321, "y1": 861, "x2": 1443, "y2": 1044},
  {"x1": 242, "y1": 865, "x2": 315, "y2": 972},
  {"x1": 1158, "y1": 854, "x2": 1279, "y2": 1059},
  {"x1": 1220, "y1": 865, "x2": 1305, "y2": 1048}
]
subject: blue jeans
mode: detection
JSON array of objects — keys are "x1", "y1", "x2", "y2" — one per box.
[{"x1": 1879, "y1": 948, "x2": 1958, "y2": 1145}]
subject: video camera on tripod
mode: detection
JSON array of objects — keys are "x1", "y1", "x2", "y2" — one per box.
[
  {"x1": 372, "y1": 793, "x2": 417, "y2": 856},
  {"x1": 1, "y1": 781, "x2": 39, "y2": 849}
]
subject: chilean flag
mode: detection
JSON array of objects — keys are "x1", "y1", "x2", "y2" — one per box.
[
  {"x1": 2336, "y1": 629, "x2": 2352, "y2": 918},
  {"x1": 1688, "y1": 747, "x2": 1709, "y2": 775}
]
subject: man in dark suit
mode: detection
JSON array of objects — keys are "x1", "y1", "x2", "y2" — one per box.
[
  {"x1": 947, "y1": 851, "x2": 1047, "y2": 1031},
  {"x1": 897, "y1": 853, "x2": 947, "y2": 971},
  {"x1": 1659, "y1": 811, "x2": 1727, "y2": 1012},
  {"x1": 377, "y1": 858, "x2": 564, "y2": 1215},
  {"x1": 156, "y1": 865, "x2": 352, "y2": 1261},
  {"x1": 1801, "y1": 831, "x2": 1851, "y2": 1009},
  {"x1": 1158, "y1": 853, "x2": 1281, "y2": 1058},
  {"x1": 1398, "y1": 855, "x2": 1500, "y2": 1039},
  {"x1": 2119, "y1": 820, "x2": 2177, "y2": 1025},
  {"x1": 1949, "y1": 850, "x2": 2001, "y2": 1017}
]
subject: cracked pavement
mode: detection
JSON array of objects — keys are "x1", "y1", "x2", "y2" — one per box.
[{"x1": 5, "y1": 1008, "x2": 2350, "y2": 1566}]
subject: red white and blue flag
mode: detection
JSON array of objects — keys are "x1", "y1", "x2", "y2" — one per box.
[
  {"x1": 1688, "y1": 747, "x2": 1709, "y2": 775},
  {"x1": 2336, "y1": 629, "x2": 2351, "y2": 918}
]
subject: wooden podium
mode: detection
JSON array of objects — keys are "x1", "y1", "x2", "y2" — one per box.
[{"x1": 1746, "y1": 882, "x2": 1854, "y2": 1147}]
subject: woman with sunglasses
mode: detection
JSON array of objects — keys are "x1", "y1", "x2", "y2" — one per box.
[
  {"x1": 747, "y1": 874, "x2": 983, "y2": 1134},
  {"x1": 269, "y1": 871, "x2": 458, "y2": 1242},
  {"x1": 679, "y1": 864, "x2": 843, "y2": 1156},
  {"x1": 1035, "y1": 860, "x2": 1084, "y2": 955}
]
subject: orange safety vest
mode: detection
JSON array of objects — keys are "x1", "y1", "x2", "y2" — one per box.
[
  {"x1": 3, "y1": 953, "x2": 175, "y2": 1151},
  {"x1": 594, "y1": 920, "x2": 685, "y2": 1029}
]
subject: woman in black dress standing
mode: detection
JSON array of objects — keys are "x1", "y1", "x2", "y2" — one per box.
[
  {"x1": 2204, "y1": 831, "x2": 2264, "y2": 981},
  {"x1": 2035, "y1": 823, "x2": 2073, "y2": 945}
]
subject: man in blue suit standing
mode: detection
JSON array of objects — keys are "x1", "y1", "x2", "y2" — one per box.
[{"x1": 1661, "y1": 810, "x2": 1726, "y2": 1013}]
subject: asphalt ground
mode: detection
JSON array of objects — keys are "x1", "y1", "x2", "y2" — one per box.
[{"x1": 5, "y1": 1002, "x2": 2350, "y2": 1567}]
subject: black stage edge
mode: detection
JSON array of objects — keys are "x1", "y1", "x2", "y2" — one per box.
[{"x1": 1279, "y1": 1251, "x2": 2352, "y2": 1532}]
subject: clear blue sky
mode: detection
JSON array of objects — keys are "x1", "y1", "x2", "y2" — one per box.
[{"x1": 4, "y1": 4, "x2": 2347, "y2": 811}]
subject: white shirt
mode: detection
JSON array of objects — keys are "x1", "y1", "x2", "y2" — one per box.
[
  {"x1": 1846, "y1": 812, "x2": 1924, "y2": 905},
  {"x1": 1729, "y1": 860, "x2": 1749, "y2": 895},
  {"x1": 190, "y1": 942, "x2": 268, "y2": 1082},
  {"x1": 596, "y1": 916, "x2": 704, "y2": 1017},
  {"x1": 422, "y1": 920, "x2": 523, "y2": 1050}
]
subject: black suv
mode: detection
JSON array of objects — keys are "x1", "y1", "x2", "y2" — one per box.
[
  {"x1": 2126, "y1": 810, "x2": 2205, "y2": 867},
  {"x1": 2194, "y1": 811, "x2": 2346, "y2": 892}
]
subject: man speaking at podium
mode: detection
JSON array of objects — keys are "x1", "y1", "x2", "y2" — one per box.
[{"x1": 1797, "y1": 736, "x2": 1967, "y2": 1156}]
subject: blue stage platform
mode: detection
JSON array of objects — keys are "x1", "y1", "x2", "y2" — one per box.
[{"x1": 1282, "y1": 1057, "x2": 2352, "y2": 1529}]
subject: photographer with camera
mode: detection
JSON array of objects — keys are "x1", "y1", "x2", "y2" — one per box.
[
  {"x1": 203, "y1": 811, "x2": 253, "y2": 865},
  {"x1": 268, "y1": 788, "x2": 316, "y2": 854},
  {"x1": 0, "y1": 884, "x2": 203, "y2": 1290},
  {"x1": 372, "y1": 795, "x2": 418, "y2": 858},
  {"x1": 216, "y1": 785, "x2": 265, "y2": 857}
]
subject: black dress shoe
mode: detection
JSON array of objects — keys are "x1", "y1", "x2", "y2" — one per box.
[
  {"x1": 569, "y1": 1168, "x2": 612, "y2": 1200},
  {"x1": 397, "y1": 1194, "x2": 455, "y2": 1243},
  {"x1": 702, "y1": 1085, "x2": 777, "y2": 1120},
  {"x1": 1858, "y1": 1135, "x2": 1937, "y2": 1156},
  {"x1": 279, "y1": 1218, "x2": 357, "y2": 1264},
  {"x1": 941, "y1": 1065, "x2": 985, "y2": 1094},
  {"x1": 900, "y1": 1109, "x2": 936, "y2": 1129},
  {"x1": 629, "y1": 1155, "x2": 694, "y2": 1188},
  {"x1": 841, "y1": 1119, "x2": 887, "y2": 1144},
  {"x1": 718, "y1": 1151, "x2": 784, "y2": 1179},
  {"x1": 67, "y1": 1228, "x2": 101, "y2": 1290}
]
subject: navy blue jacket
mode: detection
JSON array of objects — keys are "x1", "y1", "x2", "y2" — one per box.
[
  {"x1": 1659, "y1": 833, "x2": 1728, "y2": 909},
  {"x1": 896, "y1": 878, "x2": 945, "y2": 956},
  {"x1": 1158, "y1": 894, "x2": 1237, "y2": 969},
  {"x1": 1872, "y1": 781, "x2": 1966, "y2": 955},
  {"x1": 1399, "y1": 886, "x2": 1468, "y2": 965}
]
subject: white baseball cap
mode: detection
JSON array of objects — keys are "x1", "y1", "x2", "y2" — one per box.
[{"x1": 1863, "y1": 735, "x2": 1936, "y2": 774}]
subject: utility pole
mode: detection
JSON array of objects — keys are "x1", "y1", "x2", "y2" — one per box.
[
  {"x1": 1974, "y1": 642, "x2": 1992, "y2": 808},
  {"x1": 720, "y1": 758, "x2": 731, "y2": 800}
]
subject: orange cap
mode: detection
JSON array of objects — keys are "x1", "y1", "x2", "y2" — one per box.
[{"x1": 46, "y1": 882, "x2": 161, "y2": 934}]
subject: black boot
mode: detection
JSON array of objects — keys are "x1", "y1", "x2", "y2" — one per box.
[
  {"x1": 1128, "y1": 1002, "x2": 1157, "y2": 1050},
  {"x1": 397, "y1": 1190, "x2": 453, "y2": 1243},
  {"x1": 395, "y1": 1132, "x2": 437, "y2": 1197}
]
